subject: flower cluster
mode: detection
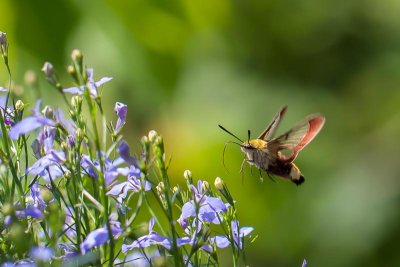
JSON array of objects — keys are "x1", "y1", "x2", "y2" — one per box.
[{"x1": 0, "y1": 32, "x2": 256, "y2": 266}]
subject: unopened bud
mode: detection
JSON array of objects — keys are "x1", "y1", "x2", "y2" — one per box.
[
  {"x1": 61, "y1": 141, "x2": 68, "y2": 153},
  {"x1": 42, "y1": 106, "x2": 53, "y2": 119},
  {"x1": 71, "y1": 49, "x2": 83, "y2": 62},
  {"x1": 214, "y1": 177, "x2": 224, "y2": 191},
  {"x1": 15, "y1": 100, "x2": 25, "y2": 111},
  {"x1": 0, "y1": 32, "x2": 7, "y2": 47},
  {"x1": 0, "y1": 32, "x2": 8, "y2": 55},
  {"x1": 172, "y1": 186, "x2": 179, "y2": 194},
  {"x1": 202, "y1": 181, "x2": 210, "y2": 193},
  {"x1": 148, "y1": 130, "x2": 158, "y2": 142},
  {"x1": 67, "y1": 135, "x2": 76, "y2": 148},
  {"x1": 2, "y1": 203, "x2": 14, "y2": 215},
  {"x1": 76, "y1": 128, "x2": 84, "y2": 141},
  {"x1": 183, "y1": 170, "x2": 192, "y2": 180},
  {"x1": 71, "y1": 96, "x2": 82, "y2": 108},
  {"x1": 41, "y1": 62, "x2": 54, "y2": 77},
  {"x1": 67, "y1": 65, "x2": 76, "y2": 75},
  {"x1": 141, "y1": 136, "x2": 149, "y2": 145},
  {"x1": 155, "y1": 136, "x2": 163, "y2": 146},
  {"x1": 24, "y1": 70, "x2": 37, "y2": 87},
  {"x1": 183, "y1": 170, "x2": 193, "y2": 185},
  {"x1": 156, "y1": 182, "x2": 165, "y2": 193},
  {"x1": 214, "y1": 177, "x2": 234, "y2": 206}
]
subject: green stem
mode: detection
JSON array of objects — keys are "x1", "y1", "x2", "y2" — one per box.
[
  {"x1": 83, "y1": 89, "x2": 114, "y2": 266},
  {"x1": 154, "y1": 141, "x2": 183, "y2": 266}
]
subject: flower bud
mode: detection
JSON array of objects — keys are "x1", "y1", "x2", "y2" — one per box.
[
  {"x1": 67, "y1": 64, "x2": 79, "y2": 83},
  {"x1": 71, "y1": 49, "x2": 83, "y2": 62},
  {"x1": 214, "y1": 177, "x2": 224, "y2": 191},
  {"x1": 15, "y1": 100, "x2": 25, "y2": 111},
  {"x1": 0, "y1": 32, "x2": 7, "y2": 47},
  {"x1": 71, "y1": 96, "x2": 82, "y2": 109},
  {"x1": 156, "y1": 182, "x2": 165, "y2": 193},
  {"x1": 0, "y1": 32, "x2": 8, "y2": 55},
  {"x1": 61, "y1": 141, "x2": 69, "y2": 156},
  {"x1": 2, "y1": 203, "x2": 14, "y2": 215},
  {"x1": 24, "y1": 70, "x2": 37, "y2": 87},
  {"x1": 183, "y1": 169, "x2": 193, "y2": 186},
  {"x1": 67, "y1": 135, "x2": 76, "y2": 148},
  {"x1": 214, "y1": 177, "x2": 234, "y2": 207},
  {"x1": 155, "y1": 135, "x2": 163, "y2": 146},
  {"x1": 76, "y1": 128, "x2": 84, "y2": 141},
  {"x1": 141, "y1": 136, "x2": 149, "y2": 147},
  {"x1": 148, "y1": 130, "x2": 158, "y2": 142},
  {"x1": 42, "y1": 106, "x2": 53, "y2": 119},
  {"x1": 67, "y1": 65, "x2": 76, "y2": 75},
  {"x1": 202, "y1": 181, "x2": 210, "y2": 193},
  {"x1": 41, "y1": 62, "x2": 54, "y2": 78}
]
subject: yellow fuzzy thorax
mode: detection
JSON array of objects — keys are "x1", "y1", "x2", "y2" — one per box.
[{"x1": 246, "y1": 139, "x2": 267, "y2": 149}]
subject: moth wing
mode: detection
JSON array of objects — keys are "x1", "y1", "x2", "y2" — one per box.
[
  {"x1": 267, "y1": 115, "x2": 325, "y2": 163},
  {"x1": 258, "y1": 106, "x2": 287, "y2": 141}
]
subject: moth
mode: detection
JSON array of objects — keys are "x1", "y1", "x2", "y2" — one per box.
[{"x1": 219, "y1": 106, "x2": 325, "y2": 185}]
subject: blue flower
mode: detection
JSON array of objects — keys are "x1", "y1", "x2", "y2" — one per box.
[
  {"x1": 176, "y1": 220, "x2": 213, "y2": 253},
  {"x1": 210, "y1": 220, "x2": 253, "y2": 249},
  {"x1": 15, "y1": 205, "x2": 44, "y2": 219},
  {"x1": 122, "y1": 218, "x2": 171, "y2": 253},
  {"x1": 302, "y1": 259, "x2": 307, "y2": 267},
  {"x1": 80, "y1": 216, "x2": 122, "y2": 254},
  {"x1": 30, "y1": 246, "x2": 54, "y2": 262},
  {"x1": 177, "y1": 180, "x2": 227, "y2": 229},
  {"x1": 26, "y1": 150, "x2": 67, "y2": 181},
  {"x1": 8, "y1": 100, "x2": 56, "y2": 140},
  {"x1": 63, "y1": 68, "x2": 112, "y2": 98},
  {"x1": 30, "y1": 182, "x2": 47, "y2": 210},
  {"x1": 114, "y1": 102, "x2": 127, "y2": 134},
  {"x1": 118, "y1": 141, "x2": 138, "y2": 168},
  {"x1": 106, "y1": 166, "x2": 151, "y2": 201}
]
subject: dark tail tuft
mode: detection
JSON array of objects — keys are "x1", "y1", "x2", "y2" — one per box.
[{"x1": 292, "y1": 175, "x2": 305, "y2": 186}]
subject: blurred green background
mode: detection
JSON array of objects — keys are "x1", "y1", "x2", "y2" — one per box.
[{"x1": 1, "y1": 0, "x2": 400, "y2": 266}]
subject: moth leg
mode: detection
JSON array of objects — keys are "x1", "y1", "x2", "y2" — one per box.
[
  {"x1": 240, "y1": 158, "x2": 246, "y2": 184},
  {"x1": 266, "y1": 170, "x2": 276, "y2": 183},
  {"x1": 258, "y1": 168, "x2": 264, "y2": 183}
]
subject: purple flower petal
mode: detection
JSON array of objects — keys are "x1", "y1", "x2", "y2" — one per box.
[
  {"x1": 302, "y1": 259, "x2": 307, "y2": 267},
  {"x1": 239, "y1": 226, "x2": 254, "y2": 237},
  {"x1": 30, "y1": 246, "x2": 54, "y2": 262},
  {"x1": 9, "y1": 116, "x2": 55, "y2": 140},
  {"x1": 96, "y1": 77, "x2": 113, "y2": 87},
  {"x1": 118, "y1": 141, "x2": 138, "y2": 167},
  {"x1": 81, "y1": 155, "x2": 98, "y2": 178},
  {"x1": 80, "y1": 228, "x2": 109, "y2": 254},
  {"x1": 114, "y1": 102, "x2": 127, "y2": 132},
  {"x1": 205, "y1": 196, "x2": 227, "y2": 213},
  {"x1": 106, "y1": 182, "x2": 128, "y2": 196},
  {"x1": 63, "y1": 85, "x2": 84, "y2": 95},
  {"x1": 23, "y1": 206, "x2": 44, "y2": 219},
  {"x1": 212, "y1": 236, "x2": 230, "y2": 248}
]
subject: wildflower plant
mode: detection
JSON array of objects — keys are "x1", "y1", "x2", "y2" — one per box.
[{"x1": 0, "y1": 32, "x2": 255, "y2": 266}]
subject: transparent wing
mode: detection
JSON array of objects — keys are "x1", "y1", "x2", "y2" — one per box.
[
  {"x1": 267, "y1": 115, "x2": 325, "y2": 163},
  {"x1": 258, "y1": 106, "x2": 287, "y2": 141}
]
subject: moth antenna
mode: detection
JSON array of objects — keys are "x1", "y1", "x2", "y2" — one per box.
[
  {"x1": 247, "y1": 129, "x2": 251, "y2": 144},
  {"x1": 240, "y1": 158, "x2": 246, "y2": 184},
  {"x1": 219, "y1": 124, "x2": 244, "y2": 143},
  {"x1": 222, "y1": 141, "x2": 241, "y2": 173}
]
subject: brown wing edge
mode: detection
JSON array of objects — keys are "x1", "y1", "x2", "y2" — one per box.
[
  {"x1": 258, "y1": 106, "x2": 288, "y2": 140},
  {"x1": 282, "y1": 115, "x2": 325, "y2": 163}
]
